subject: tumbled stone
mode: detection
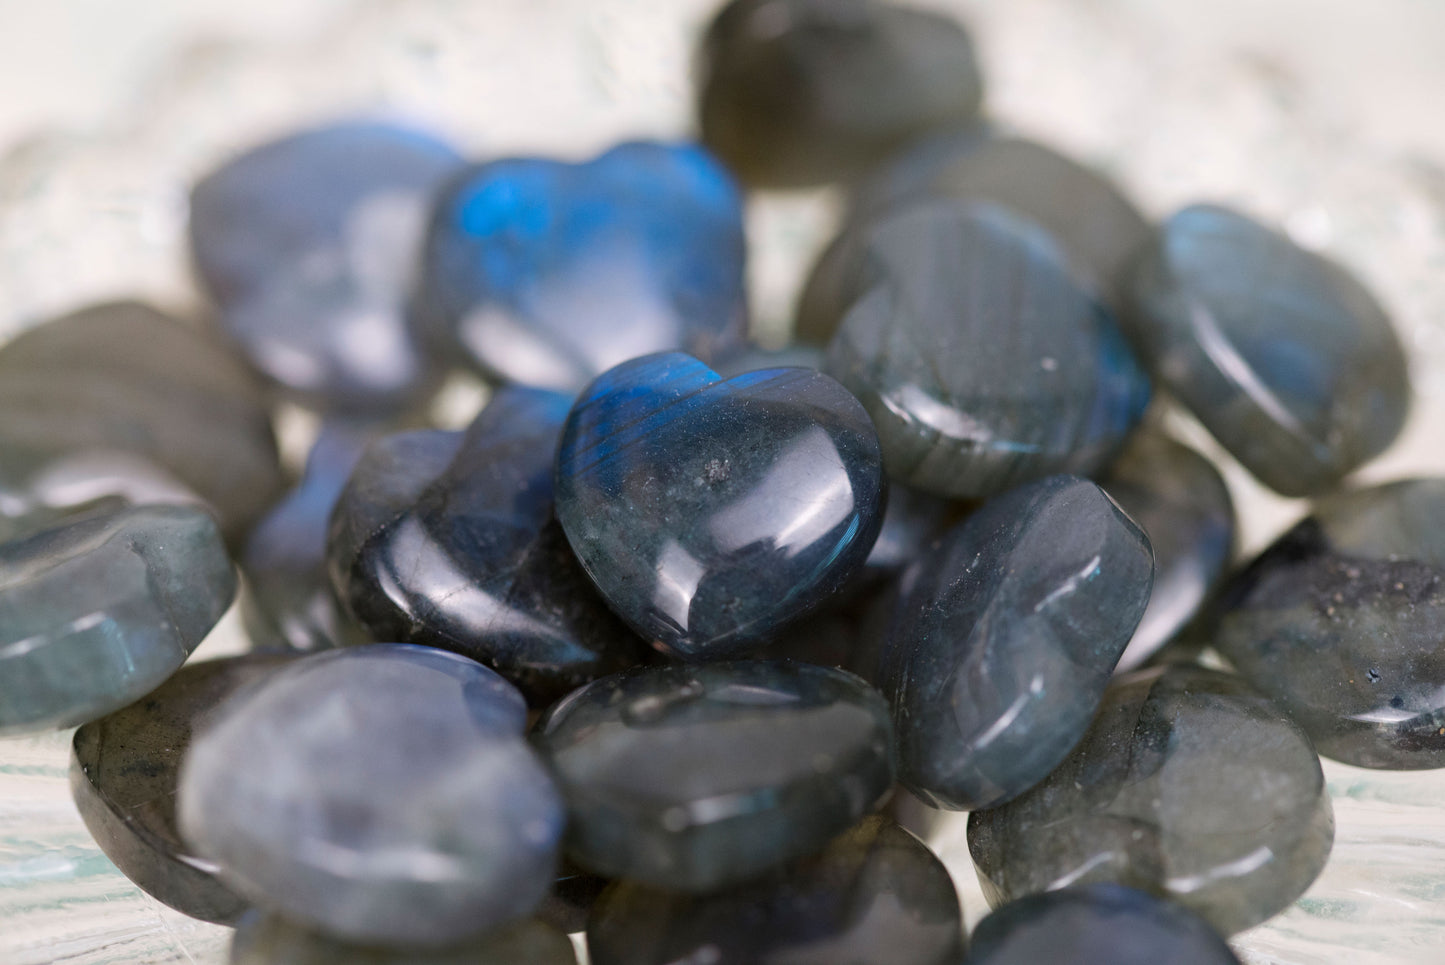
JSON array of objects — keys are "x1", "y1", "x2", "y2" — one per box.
[
  {"x1": 965, "y1": 884, "x2": 1240, "y2": 965},
  {"x1": 230, "y1": 912, "x2": 577, "y2": 965},
  {"x1": 327, "y1": 387, "x2": 642, "y2": 703},
  {"x1": 880, "y1": 475, "x2": 1153, "y2": 811},
  {"x1": 554, "y1": 353, "x2": 885, "y2": 659},
  {"x1": 697, "y1": 0, "x2": 984, "y2": 188},
  {"x1": 1211, "y1": 479, "x2": 1445, "y2": 768},
  {"x1": 822, "y1": 202, "x2": 1151, "y2": 500},
  {"x1": 177, "y1": 645, "x2": 563, "y2": 947},
  {"x1": 535, "y1": 660, "x2": 894, "y2": 891},
  {"x1": 0, "y1": 505, "x2": 237, "y2": 736},
  {"x1": 0, "y1": 301, "x2": 284, "y2": 540},
  {"x1": 71, "y1": 654, "x2": 295, "y2": 923},
  {"x1": 411, "y1": 142, "x2": 746, "y2": 391},
  {"x1": 968, "y1": 665, "x2": 1333, "y2": 935},
  {"x1": 587, "y1": 816, "x2": 962, "y2": 965},
  {"x1": 191, "y1": 121, "x2": 462, "y2": 414},
  {"x1": 1125, "y1": 204, "x2": 1410, "y2": 496},
  {"x1": 1102, "y1": 432, "x2": 1234, "y2": 670}
]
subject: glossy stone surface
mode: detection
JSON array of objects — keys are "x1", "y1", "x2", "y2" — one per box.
[
  {"x1": 230, "y1": 913, "x2": 577, "y2": 965},
  {"x1": 697, "y1": 0, "x2": 984, "y2": 188},
  {"x1": 71, "y1": 654, "x2": 295, "y2": 923},
  {"x1": 1102, "y1": 432, "x2": 1234, "y2": 670},
  {"x1": 0, "y1": 505, "x2": 237, "y2": 736},
  {"x1": 535, "y1": 660, "x2": 895, "y2": 891},
  {"x1": 587, "y1": 816, "x2": 963, "y2": 965},
  {"x1": 1126, "y1": 204, "x2": 1410, "y2": 496},
  {"x1": 880, "y1": 475, "x2": 1153, "y2": 811},
  {"x1": 0, "y1": 301, "x2": 284, "y2": 540},
  {"x1": 968, "y1": 665, "x2": 1334, "y2": 935},
  {"x1": 1211, "y1": 479, "x2": 1445, "y2": 768},
  {"x1": 191, "y1": 121, "x2": 462, "y2": 414},
  {"x1": 411, "y1": 142, "x2": 746, "y2": 391},
  {"x1": 327, "y1": 387, "x2": 642, "y2": 703},
  {"x1": 823, "y1": 202, "x2": 1151, "y2": 500},
  {"x1": 965, "y1": 884, "x2": 1240, "y2": 965},
  {"x1": 177, "y1": 645, "x2": 563, "y2": 946},
  {"x1": 554, "y1": 353, "x2": 886, "y2": 659}
]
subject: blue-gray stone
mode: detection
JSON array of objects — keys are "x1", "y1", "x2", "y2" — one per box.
[
  {"x1": 177, "y1": 645, "x2": 562, "y2": 947},
  {"x1": 535, "y1": 660, "x2": 895, "y2": 891},
  {"x1": 967, "y1": 665, "x2": 1334, "y2": 935},
  {"x1": 554, "y1": 353, "x2": 886, "y2": 660},
  {"x1": 190, "y1": 121, "x2": 463, "y2": 414},
  {"x1": 586, "y1": 816, "x2": 963, "y2": 965},
  {"x1": 880, "y1": 475, "x2": 1154, "y2": 811},
  {"x1": 1125, "y1": 204, "x2": 1410, "y2": 496},
  {"x1": 411, "y1": 142, "x2": 747, "y2": 392},
  {"x1": 230, "y1": 912, "x2": 577, "y2": 965},
  {"x1": 822, "y1": 201, "x2": 1151, "y2": 500},
  {"x1": 1211, "y1": 479, "x2": 1445, "y2": 768},
  {"x1": 0, "y1": 504, "x2": 236, "y2": 736}
]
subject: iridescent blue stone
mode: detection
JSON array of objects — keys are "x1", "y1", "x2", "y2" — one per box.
[
  {"x1": 190, "y1": 121, "x2": 463, "y2": 414},
  {"x1": 411, "y1": 142, "x2": 747, "y2": 391},
  {"x1": 554, "y1": 353, "x2": 886, "y2": 660},
  {"x1": 230, "y1": 912, "x2": 578, "y2": 965},
  {"x1": 1125, "y1": 204, "x2": 1410, "y2": 496},
  {"x1": 880, "y1": 475, "x2": 1153, "y2": 810}
]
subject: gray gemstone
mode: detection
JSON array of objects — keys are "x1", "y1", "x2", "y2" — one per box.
[
  {"x1": 880, "y1": 475, "x2": 1154, "y2": 811},
  {"x1": 967, "y1": 665, "x2": 1334, "y2": 936},
  {"x1": 230, "y1": 912, "x2": 577, "y2": 965}
]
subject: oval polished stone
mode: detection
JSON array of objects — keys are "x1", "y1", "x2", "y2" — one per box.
[
  {"x1": 411, "y1": 142, "x2": 747, "y2": 392},
  {"x1": 1211, "y1": 479, "x2": 1445, "y2": 768},
  {"x1": 71, "y1": 654, "x2": 296, "y2": 923},
  {"x1": 177, "y1": 645, "x2": 563, "y2": 947},
  {"x1": 880, "y1": 475, "x2": 1154, "y2": 811},
  {"x1": 554, "y1": 353, "x2": 886, "y2": 660},
  {"x1": 191, "y1": 121, "x2": 462, "y2": 414},
  {"x1": 967, "y1": 665, "x2": 1334, "y2": 936},
  {"x1": 0, "y1": 504, "x2": 237, "y2": 736},
  {"x1": 697, "y1": 0, "x2": 984, "y2": 188},
  {"x1": 0, "y1": 301, "x2": 284, "y2": 540},
  {"x1": 823, "y1": 201, "x2": 1151, "y2": 500},
  {"x1": 1125, "y1": 204, "x2": 1410, "y2": 496},
  {"x1": 230, "y1": 913, "x2": 577, "y2": 965},
  {"x1": 587, "y1": 816, "x2": 963, "y2": 965},
  {"x1": 535, "y1": 660, "x2": 895, "y2": 891},
  {"x1": 327, "y1": 387, "x2": 643, "y2": 704},
  {"x1": 965, "y1": 884, "x2": 1240, "y2": 965}
]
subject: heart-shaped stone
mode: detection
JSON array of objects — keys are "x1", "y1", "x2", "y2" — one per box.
[{"x1": 555, "y1": 352, "x2": 886, "y2": 660}]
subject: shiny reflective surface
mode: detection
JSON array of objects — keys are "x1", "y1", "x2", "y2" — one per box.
[
  {"x1": 230, "y1": 913, "x2": 577, "y2": 965},
  {"x1": 554, "y1": 352, "x2": 886, "y2": 659}
]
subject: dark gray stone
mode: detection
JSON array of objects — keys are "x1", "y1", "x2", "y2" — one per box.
[{"x1": 230, "y1": 912, "x2": 577, "y2": 965}]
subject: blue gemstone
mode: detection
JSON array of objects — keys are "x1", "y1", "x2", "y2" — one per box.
[
  {"x1": 554, "y1": 352, "x2": 886, "y2": 659},
  {"x1": 412, "y1": 142, "x2": 748, "y2": 391}
]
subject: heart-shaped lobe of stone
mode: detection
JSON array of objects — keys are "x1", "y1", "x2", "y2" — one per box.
[{"x1": 555, "y1": 352, "x2": 886, "y2": 660}]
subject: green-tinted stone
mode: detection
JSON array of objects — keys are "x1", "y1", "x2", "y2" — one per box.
[{"x1": 230, "y1": 912, "x2": 576, "y2": 965}]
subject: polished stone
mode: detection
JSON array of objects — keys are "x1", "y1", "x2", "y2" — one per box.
[
  {"x1": 698, "y1": 0, "x2": 984, "y2": 188},
  {"x1": 880, "y1": 475, "x2": 1153, "y2": 811},
  {"x1": 230, "y1": 912, "x2": 577, "y2": 965},
  {"x1": 177, "y1": 645, "x2": 562, "y2": 947},
  {"x1": 327, "y1": 387, "x2": 643, "y2": 704},
  {"x1": 964, "y1": 884, "x2": 1240, "y2": 965},
  {"x1": 823, "y1": 202, "x2": 1151, "y2": 500},
  {"x1": 0, "y1": 505, "x2": 237, "y2": 736},
  {"x1": 411, "y1": 142, "x2": 747, "y2": 391},
  {"x1": 0, "y1": 301, "x2": 284, "y2": 540},
  {"x1": 1102, "y1": 432, "x2": 1234, "y2": 670},
  {"x1": 1211, "y1": 479, "x2": 1445, "y2": 767},
  {"x1": 1125, "y1": 204, "x2": 1410, "y2": 496},
  {"x1": 968, "y1": 665, "x2": 1334, "y2": 935},
  {"x1": 587, "y1": 816, "x2": 963, "y2": 965},
  {"x1": 71, "y1": 654, "x2": 296, "y2": 923},
  {"x1": 191, "y1": 121, "x2": 462, "y2": 414},
  {"x1": 535, "y1": 660, "x2": 895, "y2": 891},
  {"x1": 554, "y1": 353, "x2": 886, "y2": 659}
]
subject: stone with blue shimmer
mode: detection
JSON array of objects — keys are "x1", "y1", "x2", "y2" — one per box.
[
  {"x1": 230, "y1": 912, "x2": 577, "y2": 965},
  {"x1": 880, "y1": 475, "x2": 1153, "y2": 811},
  {"x1": 411, "y1": 142, "x2": 747, "y2": 391},
  {"x1": 178, "y1": 645, "x2": 562, "y2": 947},
  {"x1": 554, "y1": 352, "x2": 885, "y2": 660},
  {"x1": 1125, "y1": 204, "x2": 1410, "y2": 496}
]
